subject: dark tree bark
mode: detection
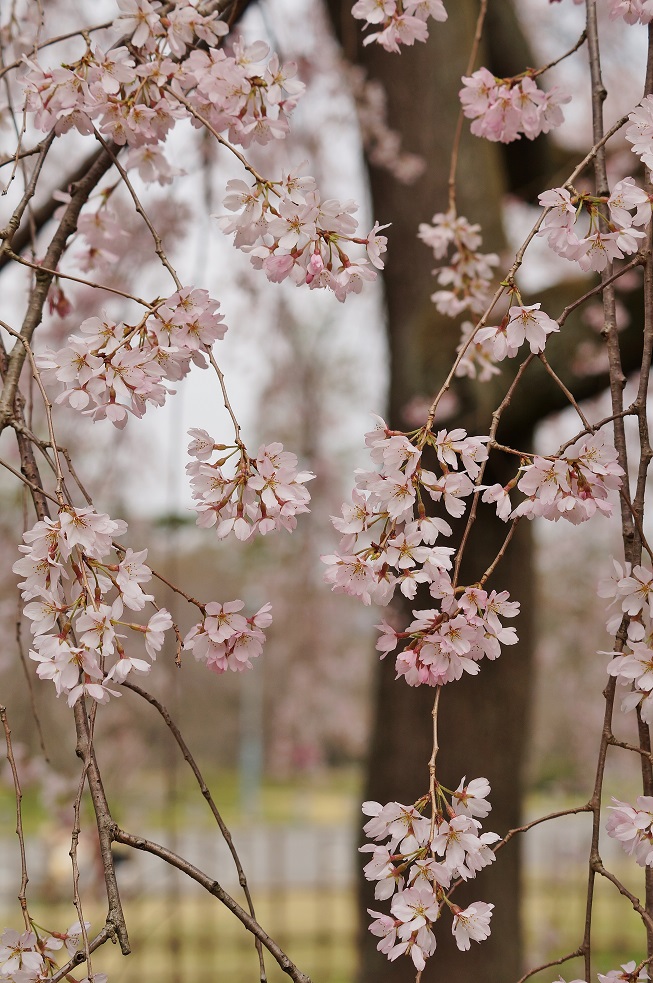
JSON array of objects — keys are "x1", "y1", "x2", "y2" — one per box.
[{"x1": 322, "y1": 2, "x2": 644, "y2": 981}]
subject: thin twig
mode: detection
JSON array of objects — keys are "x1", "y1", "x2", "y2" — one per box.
[
  {"x1": 1, "y1": 321, "x2": 65, "y2": 502},
  {"x1": 113, "y1": 825, "x2": 311, "y2": 983},
  {"x1": 452, "y1": 354, "x2": 534, "y2": 588},
  {"x1": 48, "y1": 927, "x2": 112, "y2": 983},
  {"x1": 496, "y1": 803, "x2": 593, "y2": 852},
  {"x1": 208, "y1": 350, "x2": 243, "y2": 444},
  {"x1": 513, "y1": 948, "x2": 585, "y2": 983},
  {"x1": 122, "y1": 680, "x2": 268, "y2": 983},
  {"x1": 0, "y1": 454, "x2": 59, "y2": 505},
  {"x1": 69, "y1": 760, "x2": 93, "y2": 977},
  {"x1": 91, "y1": 128, "x2": 183, "y2": 290},
  {"x1": 556, "y1": 255, "x2": 643, "y2": 327},
  {"x1": 447, "y1": 0, "x2": 487, "y2": 212},
  {"x1": 0, "y1": 706, "x2": 31, "y2": 929},
  {"x1": 538, "y1": 352, "x2": 592, "y2": 429},
  {"x1": 4, "y1": 247, "x2": 155, "y2": 307}
]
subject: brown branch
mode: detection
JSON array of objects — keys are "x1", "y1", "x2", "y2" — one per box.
[
  {"x1": 447, "y1": 0, "x2": 488, "y2": 212},
  {"x1": 513, "y1": 948, "x2": 585, "y2": 983},
  {"x1": 594, "y1": 859, "x2": 653, "y2": 935},
  {"x1": 122, "y1": 679, "x2": 268, "y2": 982},
  {"x1": 452, "y1": 354, "x2": 534, "y2": 588},
  {"x1": 48, "y1": 927, "x2": 112, "y2": 983},
  {"x1": 608, "y1": 733, "x2": 653, "y2": 765},
  {"x1": 113, "y1": 826, "x2": 311, "y2": 983},
  {"x1": 72, "y1": 699, "x2": 130, "y2": 954},
  {"x1": 538, "y1": 352, "x2": 591, "y2": 429},
  {"x1": 0, "y1": 143, "x2": 117, "y2": 434},
  {"x1": 496, "y1": 803, "x2": 592, "y2": 853},
  {"x1": 4, "y1": 247, "x2": 156, "y2": 307},
  {"x1": 556, "y1": 255, "x2": 644, "y2": 328},
  {"x1": 69, "y1": 758, "x2": 93, "y2": 975}
]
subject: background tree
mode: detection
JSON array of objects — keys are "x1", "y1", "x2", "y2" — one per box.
[{"x1": 325, "y1": 2, "x2": 645, "y2": 979}]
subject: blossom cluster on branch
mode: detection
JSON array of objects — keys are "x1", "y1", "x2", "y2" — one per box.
[
  {"x1": 460, "y1": 67, "x2": 570, "y2": 144},
  {"x1": 36, "y1": 288, "x2": 227, "y2": 427},
  {"x1": 362, "y1": 779, "x2": 496, "y2": 968}
]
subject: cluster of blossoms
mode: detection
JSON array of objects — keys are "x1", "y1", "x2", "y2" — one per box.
[
  {"x1": 13, "y1": 506, "x2": 173, "y2": 706},
  {"x1": 351, "y1": 0, "x2": 447, "y2": 53},
  {"x1": 36, "y1": 288, "x2": 227, "y2": 427},
  {"x1": 475, "y1": 302, "x2": 559, "y2": 361},
  {"x1": 454, "y1": 319, "x2": 502, "y2": 382},
  {"x1": 555, "y1": 967, "x2": 649, "y2": 983},
  {"x1": 21, "y1": 15, "x2": 294, "y2": 153},
  {"x1": 537, "y1": 178, "x2": 651, "y2": 272},
  {"x1": 322, "y1": 416, "x2": 520, "y2": 681},
  {"x1": 606, "y1": 796, "x2": 653, "y2": 867},
  {"x1": 482, "y1": 431, "x2": 624, "y2": 526},
  {"x1": 626, "y1": 96, "x2": 653, "y2": 173},
  {"x1": 417, "y1": 210, "x2": 499, "y2": 318},
  {"x1": 362, "y1": 779, "x2": 497, "y2": 969},
  {"x1": 0, "y1": 922, "x2": 105, "y2": 983},
  {"x1": 187, "y1": 430, "x2": 314, "y2": 541},
  {"x1": 608, "y1": 0, "x2": 653, "y2": 23},
  {"x1": 460, "y1": 67, "x2": 570, "y2": 143},
  {"x1": 20, "y1": 2, "x2": 384, "y2": 300},
  {"x1": 599, "y1": 559, "x2": 653, "y2": 722},
  {"x1": 183, "y1": 599, "x2": 272, "y2": 675},
  {"x1": 218, "y1": 171, "x2": 388, "y2": 301}
]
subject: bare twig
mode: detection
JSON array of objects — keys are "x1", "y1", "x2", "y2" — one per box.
[
  {"x1": 1, "y1": 706, "x2": 31, "y2": 929},
  {"x1": 113, "y1": 826, "x2": 311, "y2": 983},
  {"x1": 122, "y1": 680, "x2": 268, "y2": 983}
]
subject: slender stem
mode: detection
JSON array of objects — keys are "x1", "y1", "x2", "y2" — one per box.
[
  {"x1": 122, "y1": 681, "x2": 268, "y2": 982},
  {"x1": 48, "y1": 928, "x2": 112, "y2": 983},
  {"x1": 69, "y1": 761, "x2": 93, "y2": 977},
  {"x1": 113, "y1": 826, "x2": 311, "y2": 983},
  {"x1": 0, "y1": 706, "x2": 31, "y2": 929},
  {"x1": 4, "y1": 248, "x2": 155, "y2": 307},
  {"x1": 538, "y1": 353, "x2": 591, "y2": 429},
  {"x1": 447, "y1": 0, "x2": 487, "y2": 212},
  {"x1": 1, "y1": 321, "x2": 65, "y2": 502},
  {"x1": 91, "y1": 128, "x2": 183, "y2": 290},
  {"x1": 453, "y1": 354, "x2": 534, "y2": 588},
  {"x1": 208, "y1": 350, "x2": 243, "y2": 444},
  {"x1": 529, "y1": 29, "x2": 587, "y2": 79},
  {"x1": 0, "y1": 454, "x2": 60, "y2": 506},
  {"x1": 427, "y1": 687, "x2": 442, "y2": 843},
  {"x1": 513, "y1": 948, "x2": 585, "y2": 983}
]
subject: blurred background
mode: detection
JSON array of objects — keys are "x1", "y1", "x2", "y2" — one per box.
[{"x1": 0, "y1": 0, "x2": 651, "y2": 980}]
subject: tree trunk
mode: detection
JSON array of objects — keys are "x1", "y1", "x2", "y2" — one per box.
[{"x1": 324, "y1": 2, "x2": 538, "y2": 979}]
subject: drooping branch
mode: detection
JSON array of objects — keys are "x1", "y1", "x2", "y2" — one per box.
[{"x1": 113, "y1": 826, "x2": 311, "y2": 983}]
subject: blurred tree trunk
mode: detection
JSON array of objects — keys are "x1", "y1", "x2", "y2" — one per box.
[{"x1": 324, "y1": 3, "x2": 542, "y2": 980}]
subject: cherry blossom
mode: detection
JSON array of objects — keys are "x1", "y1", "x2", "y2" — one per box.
[
  {"x1": 538, "y1": 180, "x2": 650, "y2": 271},
  {"x1": 476, "y1": 303, "x2": 559, "y2": 361},
  {"x1": 37, "y1": 289, "x2": 227, "y2": 427},
  {"x1": 14, "y1": 508, "x2": 173, "y2": 705},
  {"x1": 187, "y1": 434, "x2": 314, "y2": 541},
  {"x1": 451, "y1": 901, "x2": 494, "y2": 950},
  {"x1": 606, "y1": 796, "x2": 653, "y2": 866},
  {"x1": 218, "y1": 170, "x2": 386, "y2": 300},
  {"x1": 510, "y1": 432, "x2": 623, "y2": 525},
  {"x1": 418, "y1": 210, "x2": 499, "y2": 318},
  {"x1": 184, "y1": 601, "x2": 272, "y2": 673},
  {"x1": 361, "y1": 781, "x2": 498, "y2": 970},
  {"x1": 352, "y1": 0, "x2": 447, "y2": 52},
  {"x1": 460, "y1": 69, "x2": 569, "y2": 143}
]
